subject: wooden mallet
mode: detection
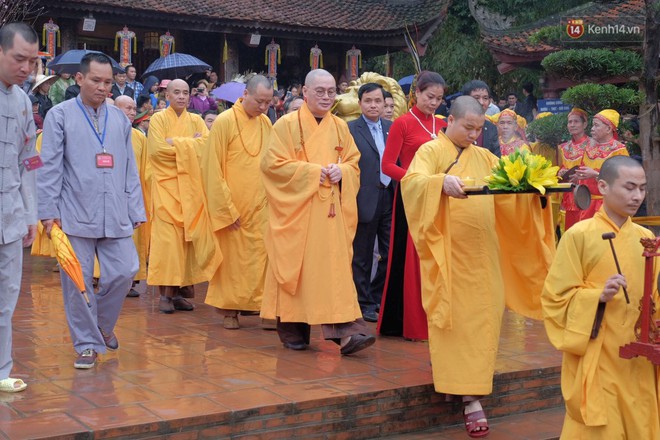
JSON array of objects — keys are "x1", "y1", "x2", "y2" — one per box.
[{"x1": 602, "y1": 232, "x2": 630, "y2": 304}]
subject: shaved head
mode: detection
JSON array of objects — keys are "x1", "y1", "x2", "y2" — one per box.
[
  {"x1": 166, "y1": 79, "x2": 190, "y2": 114},
  {"x1": 449, "y1": 95, "x2": 485, "y2": 119},
  {"x1": 114, "y1": 95, "x2": 137, "y2": 122},
  {"x1": 242, "y1": 75, "x2": 274, "y2": 118},
  {"x1": 302, "y1": 69, "x2": 336, "y2": 118},
  {"x1": 114, "y1": 95, "x2": 133, "y2": 107},
  {"x1": 246, "y1": 74, "x2": 273, "y2": 94},
  {"x1": 599, "y1": 156, "x2": 643, "y2": 184},
  {"x1": 446, "y1": 96, "x2": 486, "y2": 148},
  {"x1": 305, "y1": 69, "x2": 334, "y2": 87},
  {"x1": 167, "y1": 78, "x2": 188, "y2": 93},
  {"x1": 598, "y1": 155, "x2": 646, "y2": 226}
]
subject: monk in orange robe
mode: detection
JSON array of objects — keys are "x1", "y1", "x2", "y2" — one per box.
[
  {"x1": 202, "y1": 75, "x2": 273, "y2": 329},
  {"x1": 260, "y1": 69, "x2": 375, "y2": 355},
  {"x1": 147, "y1": 79, "x2": 220, "y2": 313},
  {"x1": 402, "y1": 96, "x2": 555, "y2": 438},
  {"x1": 542, "y1": 156, "x2": 659, "y2": 439}
]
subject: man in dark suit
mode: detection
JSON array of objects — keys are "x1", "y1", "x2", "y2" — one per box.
[
  {"x1": 462, "y1": 80, "x2": 500, "y2": 157},
  {"x1": 348, "y1": 83, "x2": 393, "y2": 322},
  {"x1": 520, "y1": 82, "x2": 537, "y2": 123},
  {"x1": 110, "y1": 71, "x2": 134, "y2": 101}
]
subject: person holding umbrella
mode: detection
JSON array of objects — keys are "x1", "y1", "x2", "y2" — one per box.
[
  {"x1": 0, "y1": 22, "x2": 39, "y2": 393},
  {"x1": 39, "y1": 53, "x2": 146, "y2": 369}
]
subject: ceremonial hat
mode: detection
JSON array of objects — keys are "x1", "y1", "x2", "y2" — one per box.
[
  {"x1": 535, "y1": 112, "x2": 552, "y2": 120},
  {"x1": 491, "y1": 109, "x2": 527, "y2": 129},
  {"x1": 568, "y1": 107, "x2": 589, "y2": 121},
  {"x1": 593, "y1": 109, "x2": 620, "y2": 130},
  {"x1": 134, "y1": 109, "x2": 151, "y2": 124},
  {"x1": 31, "y1": 74, "x2": 56, "y2": 92}
]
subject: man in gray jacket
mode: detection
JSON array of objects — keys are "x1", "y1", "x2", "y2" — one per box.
[
  {"x1": 39, "y1": 53, "x2": 146, "y2": 369},
  {"x1": 0, "y1": 22, "x2": 38, "y2": 393}
]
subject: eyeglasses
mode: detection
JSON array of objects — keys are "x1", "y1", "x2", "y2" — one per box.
[{"x1": 312, "y1": 88, "x2": 337, "y2": 98}]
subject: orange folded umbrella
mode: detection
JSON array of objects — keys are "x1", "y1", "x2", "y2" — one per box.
[{"x1": 50, "y1": 224, "x2": 91, "y2": 307}]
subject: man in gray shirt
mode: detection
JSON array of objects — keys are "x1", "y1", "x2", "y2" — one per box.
[
  {"x1": 39, "y1": 53, "x2": 146, "y2": 369},
  {"x1": 0, "y1": 23, "x2": 38, "y2": 393}
]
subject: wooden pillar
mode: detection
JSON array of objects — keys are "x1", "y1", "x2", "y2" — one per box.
[
  {"x1": 222, "y1": 39, "x2": 239, "y2": 83},
  {"x1": 60, "y1": 19, "x2": 77, "y2": 51}
]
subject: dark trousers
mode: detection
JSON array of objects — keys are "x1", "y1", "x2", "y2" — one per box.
[
  {"x1": 158, "y1": 285, "x2": 195, "y2": 298},
  {"x1": 352, "y1": 185, "x2": 393, "y2": 314},
  {"x1": 277, "y1": 319, "x2": 370, "y2": 345}
]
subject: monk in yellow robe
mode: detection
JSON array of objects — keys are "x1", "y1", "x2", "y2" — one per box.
[
  {"x1": 115, "y1": 96, "x2": 151, "y2": 297},
  {"x1": 401, "y1": 96, "x2": 555, "y2": 438},
  {"x1": 202, "y1": 75, "x2": 273, "y2": 329},
  {"x1": 147, "y1": 79, "x2": 221, "y2": 313},
  {"x1": 542, "y1": 156, "x2": 659, "y2": 439},
  {"x1": 260, "y1": 69, "x2": 375, "y2": 355}
]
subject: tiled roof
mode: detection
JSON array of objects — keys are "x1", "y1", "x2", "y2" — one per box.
[
  {"x1": 53, "y1": 0, "x2": 448, "y2": 36},
  {"x1": 482, "y1": 0, "x2": 644, "y2": 57}
]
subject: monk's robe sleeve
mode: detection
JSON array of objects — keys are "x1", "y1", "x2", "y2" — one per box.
[
  {"x1": 147, "y1": 112, "x2": 221, "y2": 279},
  {"x1": 495, "y1": 192, "x2": 555, "y2": 320},
  {"x1": 260, "y1": 117, "x2": 325, "y2": 295},
  {"x1": 132, "y1": 129, "x2": 151, "y2": 222},
  {"x1": 201, "y1": 114, "x2": 239, "y2": 231},
  {"x1": 147, "y1": 112, "x2": 176, "y2": 163},
  {"x1": 401, "y1": 140, "x2": 454, "y2": 329},
  {"x1": 173, "y1": 116, "x2": 209, "y2": 158},
  {"x1": 124, "y1": 122, "x2": 146, "y2": 224},
  {"x1": 192, "y1": 116, "x2": 210, "y2": 158},
  {"x1": 542, "y1": 230, "x2": 601, "y2": 356}
]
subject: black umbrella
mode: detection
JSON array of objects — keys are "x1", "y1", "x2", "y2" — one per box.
[
  {"x1": 142, "y1": 53, "x2": 210, "y2": 80},
  {"x1": 47, "y1": 50, "x2": 125, "y2": 75}
]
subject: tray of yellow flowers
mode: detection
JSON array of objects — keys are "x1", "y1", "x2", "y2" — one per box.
[{"x1": 463, "y1": 150, "x2": 572, "y2": 196}]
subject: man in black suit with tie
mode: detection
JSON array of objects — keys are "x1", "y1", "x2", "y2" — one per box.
[
  {"x1": 348, "y1": 83, "x2": 393, "y2": 323},
  {"x1": 462, "y1": 80, "x2": 500, "y2": 157}
]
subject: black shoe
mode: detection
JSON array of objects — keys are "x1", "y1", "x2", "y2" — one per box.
[
  {"x1": 159, "y1": 296, "x2": 174, "y2": 314},
  {"x1": 99, "y1": 327, "x2": 119, "y2": 351},
  {"x1": 363, "y1": 310, "x2": 378, "y2": 323},
  {"x1": 126, "y1": 288, "x2": 140, "y2": 298},
  {"x1": 283, "y1": 341, "x2": 307, "y2": 351},
  {"x1": 340, "y1": 334, "x2": 376, "y2": 355},
  {"x1": 172, "y1": 296, "x2": 194, "y2": 311}
]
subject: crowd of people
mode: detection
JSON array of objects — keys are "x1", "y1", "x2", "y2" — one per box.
[{"x1": 0, "y1": 21, "x2": 658, "y2": 440}]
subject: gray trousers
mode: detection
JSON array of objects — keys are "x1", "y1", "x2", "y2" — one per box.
[
  {"x1": 61, "y1": 235, "x2": 137, "y2": 354},
  {"x1": 0, "y1": 239, "x2": 23, "y2": 379}
]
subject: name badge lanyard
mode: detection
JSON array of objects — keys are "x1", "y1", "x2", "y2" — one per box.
[{"x1": 76, "y1": 99, "x2": 109, "y2": 152}]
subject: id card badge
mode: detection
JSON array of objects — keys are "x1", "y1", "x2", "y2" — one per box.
[
  {"x1": 23, "y1": 155, "x2": 44, "y2": 171},
  {"x1": 96, "y1": 152, "x2": 114, "y2": 168}
]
